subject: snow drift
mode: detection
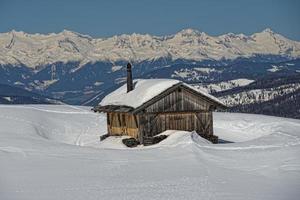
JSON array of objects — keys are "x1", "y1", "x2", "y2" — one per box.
[{"x1": 0, "y1": 105, "x2": 300, "y2": 200}]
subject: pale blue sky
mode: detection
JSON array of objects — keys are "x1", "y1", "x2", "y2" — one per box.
[{"x1": 0, "y1": 0, "x2": 299, "y2": 40}]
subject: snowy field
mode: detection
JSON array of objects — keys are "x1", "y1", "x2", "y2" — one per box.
[{"x1": 0, "y1": 105, "x2": 300, "y2": 200}]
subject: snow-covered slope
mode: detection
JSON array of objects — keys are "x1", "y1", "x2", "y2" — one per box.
[
  {"x1": 193, "y1": 78, "x2": 255, "y2": 93},
  {"x1": 171, "y1": 67, "x2": 222, "y2": 81},
  {"x1": 220, "y1": 83, "x2": 300, "y2": 106},
  {"x1": 0, "y1": 83, "x2": 63, "y2": 104},
  {"x1": 0, "y1": 105, "x2": 300, "y2": 200},
  {"x1": 1, "y1": 28, "x2": 300, "y2": 68}
]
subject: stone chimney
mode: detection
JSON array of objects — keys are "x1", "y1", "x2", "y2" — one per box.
[{"x1": 127, "y1": 63, "x2": 133, "y2": 93}]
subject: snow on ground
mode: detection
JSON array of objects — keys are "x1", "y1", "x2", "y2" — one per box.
[
  {"x1": 194, "y1": 67, "x2": 217, "y2": 73},
  {"x1": 0, "y1": 105, "x2": 300, "y2": 200},
  {"x1": 111, "y1": 65, "x2": 123, "y2": 72},
  {"x1": 194, "y1": 78, "x2": 255, "y2": 94},
  {"x1": 220, "y1": 83, "x2": 300, "y2": 106},
  {"x1": 268, "y1": 65, "x2": 283, "y2": 72}
]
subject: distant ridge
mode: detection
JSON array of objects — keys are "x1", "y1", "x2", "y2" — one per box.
[
  {"x1": 1, "y1": 28, "x2": 300, "y2": 69},
  {"x1": 0, "y1": 84, "x2": 63, "y2": 104}
]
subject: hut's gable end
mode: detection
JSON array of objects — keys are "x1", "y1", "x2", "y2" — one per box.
[{"x1": 144, "y1": 86, "x2": 215, "y2": 113}]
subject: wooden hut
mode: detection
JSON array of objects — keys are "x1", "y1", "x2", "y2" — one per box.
[{"x1": 93, "y1": 63, "x2": 226, "y2": 144}]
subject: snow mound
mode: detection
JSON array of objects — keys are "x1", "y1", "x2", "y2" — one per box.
[
  {"x1": 214, "y1": 112, "x2": 300, "y2": 142},
  {"x1": 0, "y1": 105, "x2": 106, "y2": 146},
  {"x1": 154, "y1": 130, "x2": 211, "y2": 148},
  {"x1": 1, "y1": 105, "x2": 300, "y2": 200},
  {"x1": 98, "y1": 136, "x2": 130, "y2": 149}
]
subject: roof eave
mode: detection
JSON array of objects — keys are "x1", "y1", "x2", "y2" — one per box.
[{"x1": 93, "y1": 105, "x2": 134, "y2": 113}]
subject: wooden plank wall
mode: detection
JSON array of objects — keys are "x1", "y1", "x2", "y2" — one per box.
[
  {"x1": 145, "y1": 88, "x2": 212, "y2": 113},
  {"x1": 107, "y1": 111, "x2": 213, "y2": 141},
  {"x1": 107, "y1": 112, "x2": 139, "y2": 138},
  {"x1": 142, "y1": 112, "x2": 213, "y2": 137}
]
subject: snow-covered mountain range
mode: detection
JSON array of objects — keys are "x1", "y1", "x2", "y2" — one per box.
[
  {"x1": 1, "y1": 29, "x2": 300, "y2": 119},
  {"x1": 1, "y1": 28, "x2": 300, "y2": 69}
]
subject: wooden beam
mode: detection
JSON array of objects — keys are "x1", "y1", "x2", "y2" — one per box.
[{"x1": 143, "y1": 110, "x2": 209, "y2": 115}]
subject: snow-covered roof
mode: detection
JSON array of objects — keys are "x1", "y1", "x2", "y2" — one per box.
[{"x1": 99, "y1": 79, "x2": 225, "y2": 109}]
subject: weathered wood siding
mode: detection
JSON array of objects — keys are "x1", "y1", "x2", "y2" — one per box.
[
  {"x1": 138, "y1": 111, "x2": 213, "y2": 138},
  {"x1": 195, "y1": 112, "x2": 213, "y2": 136},
  {"x1": 145, "y1": 87, "x2": 213, "y2": 113},
  {"x1": 107, "y1": 112, "x2": 139, "y2": 138},
  {"x1": 106, "y1": 86, "x2": 216, "y2": 143}
]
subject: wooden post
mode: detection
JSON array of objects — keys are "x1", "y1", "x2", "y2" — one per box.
[
  {"x1": 106, "y1": 113, "x2": 111, "y2": 135},
  {"x1": 137, "y1": 114, "x2": 146, "y2": 144}
]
